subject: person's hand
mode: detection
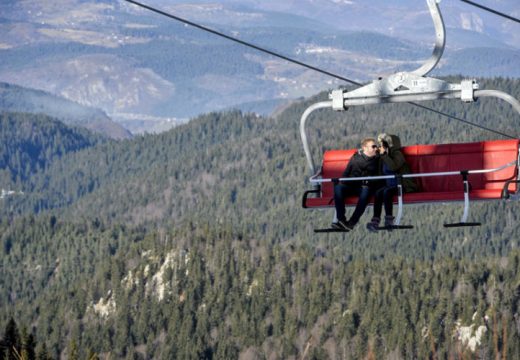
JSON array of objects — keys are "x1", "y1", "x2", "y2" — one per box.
[{"x1": 380, "y1": 141, "x2": 389, "y2": 154}]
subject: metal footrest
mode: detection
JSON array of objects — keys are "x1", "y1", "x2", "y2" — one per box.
[
  {"x1": 443, "y1": 222, "x2": 481, "y2": 228},
  {"x1": 314, "y1": 228, "x2": 350, "y2": 233},
  {"x1": 376, "y1": 225, "x2": 414, "y2": 230}
]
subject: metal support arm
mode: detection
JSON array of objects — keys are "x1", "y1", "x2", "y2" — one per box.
[
  {"x1": 411, "y1": 0, "x2": 445, "y2": 77},
  {"x1": 300, "y1": 101, "x2": 332, "y2": 176},
  {"x1": 474, "y1": 90, "x2": 520, "y2": 115}
]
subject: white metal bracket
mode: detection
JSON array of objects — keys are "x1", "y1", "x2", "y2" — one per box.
[
  {"x1": 334, "y1": 73, "x2": 480, "y2": 108},
  {"x1": 461, "y1": 79, "x2": 478, "y2": 102},
  {"x1": 330, "y1": 89, "x2": 346, "y2": 111}
]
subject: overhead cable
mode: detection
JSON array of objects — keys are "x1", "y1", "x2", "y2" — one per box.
[
  {"x1": 460, "y1": 0, "x2": 520, "y2": 24},
  {"x1": 409, "y1": 102, "x2": 517, "y2": 140},
  {"x1": 124, "y1": 0, "x2": 361, "y2": 86},
  {"x1": 124, "y1": 0, "x2": 518, "y2": 139}
]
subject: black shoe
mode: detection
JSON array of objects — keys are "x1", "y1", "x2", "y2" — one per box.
[
  {"x1": 344, "y1": 219, "x2": 356, "y2": 230},
  {"x1": 331, "y1": 222, "x2": 342, "y2": 230},
  {"x1": 331, "y1": 219, "x2": 353, "y2": 231}
]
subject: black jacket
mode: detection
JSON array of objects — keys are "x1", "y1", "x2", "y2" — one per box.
[
  {"x1": 341, "y1": 150, "x2": 379, "y2": 188},
  {"x1": 377, "y1": 134, "x2": 419, "y2": 193}
]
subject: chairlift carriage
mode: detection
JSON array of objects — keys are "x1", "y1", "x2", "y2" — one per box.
[
  {"x1": 300, "y1": 0, "x2": 520, "y2": 232},
  {"x1": 124, "y1": 0, "x2": 520, "y2": 231}
]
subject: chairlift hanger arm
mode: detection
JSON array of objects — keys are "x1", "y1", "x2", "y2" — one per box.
[
  {"x1": 328, "y1": 0, "x2": 448, "y2": 109},
  {"x1": 412, "y1": 0, "x2": 445, "y2": 77},
  {"x1": 300, "y1": 101, "x2": 332, "y2": 176}
]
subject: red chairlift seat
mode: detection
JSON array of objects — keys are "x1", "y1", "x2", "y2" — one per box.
[{"x1": 303, "y1": 139, "x2": 520, "y2": 209}]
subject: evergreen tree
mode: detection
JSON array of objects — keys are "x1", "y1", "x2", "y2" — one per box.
[
  {"x1": 36, "y1": 343, "x2": 52, "y2": 360},
  {"x1": 3, "y1": 318, "x2": 21, "y2": 360},
  {"x1": 21, "y1": 328, "x2": 36, "y2": 360},
  {"x1": 68, "y1": 340, "x2": 79, "y2": 360}
]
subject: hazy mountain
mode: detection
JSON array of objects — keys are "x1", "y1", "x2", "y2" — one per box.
[
  {"x1": 203, "y1": 0, "x2": 520, "y2": 48},
  {"x1": 0, "y1": 82, "x2": 132, "y2": 139},
  {"x1": 0, "y1": 0, "x2": 518, "y2": 133}
]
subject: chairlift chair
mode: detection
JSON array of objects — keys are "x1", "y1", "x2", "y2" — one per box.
[{"x1": 300, "y1": 0, "x2": 520, "y2": 232}]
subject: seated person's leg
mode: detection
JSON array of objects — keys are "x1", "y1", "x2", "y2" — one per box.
[
  {"x1": 383, "y1": 186, "x2": 398, "y2": 216},
  {"x1": 383, "y1": 186, "x2": 398, "y2": 227},
  {"x1": 349, "y1": 185, "x2": 371, "y2": 225},
  {"x1": 373, "y1": 187, "x2": 385, "y2": 220},
  {"x1": 333, "y1": 183, "x2": 350, "y2": 222},
  {"x1": 366, "y1": 187, "x2": 384, "y2": 231}
]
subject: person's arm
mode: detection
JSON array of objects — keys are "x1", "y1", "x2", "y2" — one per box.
[
  {"x1": 381, "y1": 150, "x2": 406, "y2": 172},
  {"x1": 341, "y1": 154, "x2": 357, "y2": 178}
]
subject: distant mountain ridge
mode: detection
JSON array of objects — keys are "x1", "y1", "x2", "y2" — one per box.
[
  {"x1": 0, "y1": 0, "x2": 518, "y2": 132},
  {"x1": 0, "y1": 82, "x2": 131, "y2": 139},
  {"x1": 213, "y1": 0, "x2": 520, "y2": 48}
]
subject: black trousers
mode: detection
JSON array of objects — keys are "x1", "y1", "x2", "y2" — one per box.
[
  {"x1": 333, "y1": 183, "x2": 373, "y2": 224},
  {"x1": 373, "y1": 185, "x2": 398, "y2": 218}
]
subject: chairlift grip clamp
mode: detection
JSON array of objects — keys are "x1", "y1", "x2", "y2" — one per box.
[
  {"x1": 461, "y1": 80, "x2": 479, "y2": 102},
  {"x1": 330, "y1": 89, "x2": 347, "y2": 111}
]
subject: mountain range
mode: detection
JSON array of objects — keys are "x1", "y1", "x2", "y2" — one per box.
[{"x1": 0, "y1": 0, "x2": 518, "y2": 134}]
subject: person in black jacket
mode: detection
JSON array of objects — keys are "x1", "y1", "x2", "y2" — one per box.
[
  {"x1": 332, "y1": 137, "x2": 380, "y2": 230},
  {"x1": 366, "y1": 133, "x2": 419, "y2": 231}
]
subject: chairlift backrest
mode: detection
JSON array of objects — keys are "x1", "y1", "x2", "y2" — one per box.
[{"x1": 403, "y1": 140, "x2": 519, "y2": 192}]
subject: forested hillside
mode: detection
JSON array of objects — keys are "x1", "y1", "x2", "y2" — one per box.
[
  {"x1": 0, "y1": 112, "x2": 104, "y2": 188},
  {"x1": 1, "y1": 77, "x2": 520, "y2": 358},
  {"x1": 3, "y1": 77, "x2": 519, "y2": 248},
  {"x1": 1, "y1": 216, "x2": 519, "y2": 359}
]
